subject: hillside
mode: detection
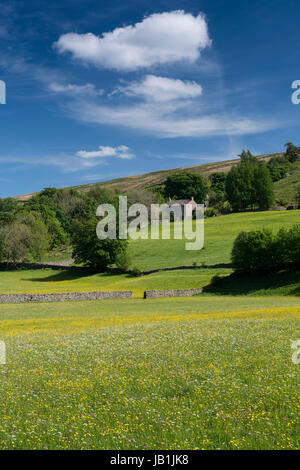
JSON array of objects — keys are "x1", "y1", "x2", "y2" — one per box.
[
  {"x1": 2, "y1": 210, "x2": 300, "y2": 297},
  {"x1": 273, "y1": 160, "x2": 300, "y2": 204},
  {"x1": 14, "y1": 152, "x2": 283, "y2": 202}
]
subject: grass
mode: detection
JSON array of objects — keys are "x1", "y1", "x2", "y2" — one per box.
[
  {"x1": 274, "y1": 160, "x2": 300, "y2": 204},
  {"x1": 2, "y1": 210, "x2": 300, "y2": 296},
  {"x1": 205, "y1": 269, "x2": 300, "y2": 297},
  {"x1": 0, "y1": 267, "x2": 232, "y2": 298},
  {"x1": 129, "y1": 210, "x2": 300, "y2": 270},
  {"x1": 41, "y1": 245, "x2": 73, "y2": 263},
  {"x1": 0, "y1": 296, "x2": 299, "y2": 450},
  {"x1": 1, "y1": 210, "x2": 300, "y2": 450}
]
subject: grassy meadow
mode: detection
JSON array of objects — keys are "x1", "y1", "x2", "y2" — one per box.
[
  {"x1": 0, "y1": 267, "x2": 232, "y2": 298},
  {"x1": 0, "y1": 210, "x2": 300, "y2": 450},
  {"x1": 0, "y1": 297, "x2": 299, "y2": 450},
  {"x1": 128, "y1": 209, "x2": 300, "y2": 271},
  {"x1": 2, "y1": 210, "x2": 300, "y2": 296}
]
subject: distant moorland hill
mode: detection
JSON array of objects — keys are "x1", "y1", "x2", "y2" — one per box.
[{"x1": 14, "y1": 151, "x2": 293, "y2": 202}]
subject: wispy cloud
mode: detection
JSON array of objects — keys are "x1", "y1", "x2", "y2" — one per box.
[
  {"x1": 54, "y1": 10, "x2": 211, "y2": 71},
  {"x1": 49, "y1": 82, "x2": 103, "y2": 96},
  {"x1": 112, "y1": 75, "x2": 203, "y2": 102},
  {"x1": 72, "y1": 98, "x2": 278, "y2": 138},
  {"x1": 76, "y1": 145, "x2": 135, "y2": 159}
]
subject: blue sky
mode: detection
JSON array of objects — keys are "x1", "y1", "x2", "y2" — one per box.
[{"x1": 0, "y1": 0, "x2": 300, "y2": 197}]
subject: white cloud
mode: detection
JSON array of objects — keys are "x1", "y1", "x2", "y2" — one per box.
[
  {"x1": 73, "y1": 100, "x2": 278, "y2": 138},
  {"x1": 114, "y1": 75, "x2": 203, "y2": 102},
  {"x1": 49, "y1": 82, "x2": 103, "y2": 96},
  {"x1": 54, "y1": 11, "x2": 211, "y2": 71},
  {"x1": 76, "y1": 145, "x2": 135, "y2": 159}
]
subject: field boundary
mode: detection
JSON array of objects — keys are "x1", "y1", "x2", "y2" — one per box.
[
  {"x1": 0, "y1": 291, "x2": 132, "y2": 303},
  {"x1": 144, "y1": 288, "x2": 203, "y2": 298},
  {"x1": 0, "y1": 261, "x2": 232, "y2": 276},
  {"x1": 138, "y1": 263, "x2": 232, "y2": 276}
]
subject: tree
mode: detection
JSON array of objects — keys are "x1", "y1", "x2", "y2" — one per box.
[
  {"x1": 225, "y1": 150, "x2": 274, "y2": 211},
  {"x1": 239, "y1": 149, "x2": 257, "y2": 164},
  {"x1": 225, "y1": 160, "x2": 256, "y2": 211},
  {"x1": 0, "y1": 198, "x2": 21, "y2": 225},
  {"x1": 0, "y1": 222, "x2": 31, "y2": 263},
  {"x1": 285, "y1": 142, "x2": 300, "y2": 163},
  {"x1": 127, "y1": 189, "x2": 163, "y2": 220},
  {"x1": 164, "y1": 172, "x2": 208, "y2": 203},
  {"x1": 209, "y1": 172, "x2": 227, "y2": 194},
  {"x1": 25, "y1": 189, "x2": 69, "y2": 248},
  {"x1": 267, "y1": 156, "x2": 290, "y2": 182},
  {"x1": 0, "y1": 213, "x2": 49, "y2": 263},
  {"x1": 71, "y1": 218, "x2": 128, "y2": 271},
  {"x1": 253, "y1": 162, "x2": 274, "y2": 210}
]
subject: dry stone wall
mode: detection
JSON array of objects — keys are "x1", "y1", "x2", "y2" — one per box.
[
  {"x1": 144, "y1": 288, "x2": 203, "y2": 299},
  {"x1": 0, "y1": 291, "x2": 132, "y2": 303}
]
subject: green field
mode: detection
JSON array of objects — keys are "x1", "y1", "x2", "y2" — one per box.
[
  {"x1": 0, "y1": 296, "x2": 299, "y2": 450},
  {"x1": 0, "y1": 267, "x2": 231, "y2": 298},
  {"x1": 2, "y1": 210, "x2": 300, "y2": 297},
  {"x1": 128, "y1": 210, "x2": 300, "y2": 270},
  {"x1": 0, "y1": 210, "x2": 300, "y2": 450}
]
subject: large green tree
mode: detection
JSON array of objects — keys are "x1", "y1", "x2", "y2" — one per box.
[
  {"x1": 164, "y1": 172, "x2": 208, "y2": 203},
  {"x1": 225, "y1": 150, "x2": 274, "y2": 211},
  {"x1": 71, "y1": 218, "x2": 128, "y2": 271},
  {"x1": 0, "y1": 213, "x2": 49, "y2": 263}
]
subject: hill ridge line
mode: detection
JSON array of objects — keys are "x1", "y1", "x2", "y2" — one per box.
[{"x1": 13, "y1": 151, "x2": 283, "y2": 202}]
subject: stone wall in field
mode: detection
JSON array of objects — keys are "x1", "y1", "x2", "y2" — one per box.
[
  {"x1": 0, "y1": 291, "x2": 132, "y2": 303},
  {"x1": 143, "y1": 288, "x2": 203, "y2": 299}
]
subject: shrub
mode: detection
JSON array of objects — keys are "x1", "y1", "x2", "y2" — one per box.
[
  {"x1": 219, "y1": 201, "x2": 233, "y2": 214},
  {"x1": 207, "y1": 190, "x2": 224, "y2": 208},
  {"x1": 276, "y1": 198, "x2": 288, "y2": 207},
  {"x1": 231, "y1": 224, "x2": 300, "y2": 273},
  {"x1": 205, "y1": 208, "x2": 218, "y2": 217},
  {"x1": 115, "y1": 251, "x2": 132, "y2": 272},
  {"x1": 231, "y1": 229, "x2": 277, "y2": 273},
  {"x1": 130, "y1": 267, "x2": 142, "y2": 277},
  {"x1": 277, "y1": 225, "x2": 300, "y2": 269}
]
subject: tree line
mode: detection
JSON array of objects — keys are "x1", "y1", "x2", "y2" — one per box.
[
  {"x1": 161, "y1": 143, "x2": 300, "y2": 214},
  {"x1": 0, "y1": 186, "x2": 162, "y2": 270}
]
